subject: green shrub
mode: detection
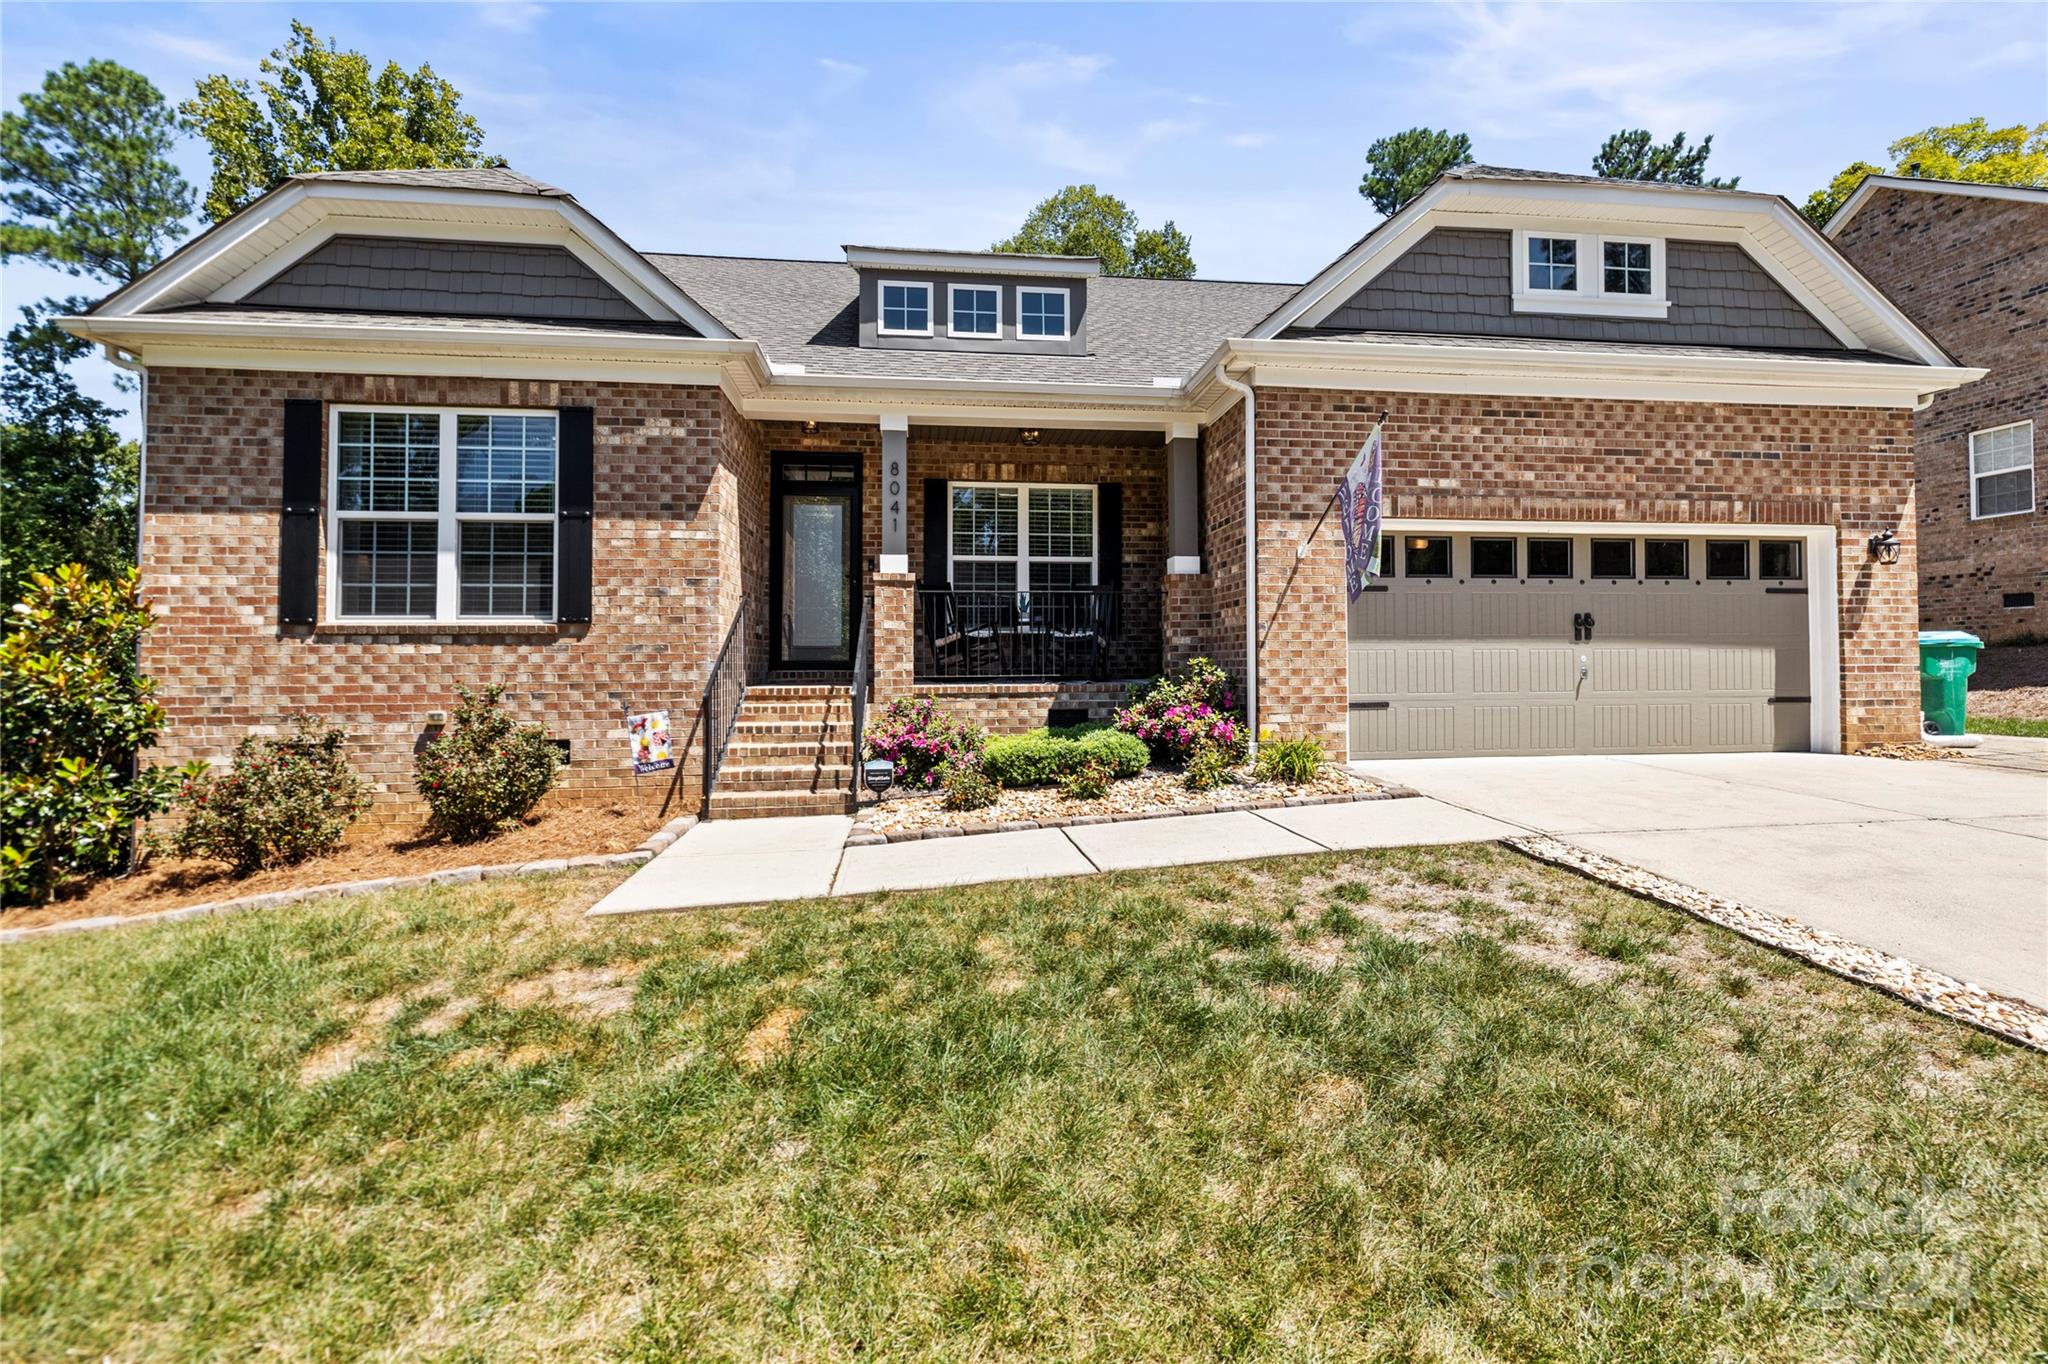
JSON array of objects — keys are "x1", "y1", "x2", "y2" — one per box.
[
  {"x1": 1182, "y1": 743, "x2": 1236, "y2": 793},
  {"x1": 1060, "y1": 757, "x2": 1113, "y2": 801},
  {"x1": 1254, "y1": 734, "x2": 1324, "y2": 785},
  {"x1": 981, "y1": 724, "x2": 1147, "y2": 788},
  {"x1": 1114, "y1": 657, "x2": 1246, "y2": 767},
  {"x1": 1, "y1": 567, "x2": 182, "y2": 904},
  {"x1": 414, "y1": 684, "x2": 560, "y2": 842},
  {"x1": 170, "y1": 716, "x2": 369, "y2": 873},
  {"x1": 864, "y1": 696, "x2": 986, "y2": 792},
  {"x1": 939, "y1": 756, "x2": 998, "y2": 811}
]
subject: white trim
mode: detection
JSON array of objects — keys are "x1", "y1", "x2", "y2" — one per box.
[
  {"x1": 944, "y1": 480, "x2": 1098, "y2": 592},
  {"x1": 945, "y1": 281, "x2": 1002, "y2": 339},
  {"x1": 1166, "y1": 554, "x2": 1203, "y2": 575},
  {"x1": 876, "y1": 279, "x2": 934, "y2": 337},
  {"x1": 878, "y1": 553, "x2": 911, "y2": 575},
  {"x1": 326, "y1": 404, "x2": 561, "y2": 626},
  {"x1": 1968, "y1": 419, "x2": 2036, "y2": 521},
  {"x1": 844, "y1": 244, "x2": 1099, "y2": 277},
  {"x1": 1017, "y1": 285, "x2": 1071, "y2": 340},
  {"x1": 878, "y1": 412, "x2": 910, "y2": 433},
  {"x1": 1825, "y1": 174, "x2": 2048, "y2": 237}
]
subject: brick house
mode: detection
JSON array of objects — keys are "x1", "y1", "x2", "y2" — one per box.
[
  {"x1": 1826, "y1": 175, "x2": 2047, "y2": 642},
  {"x1": 65, "y1": 165, "x2": 1980, "y2": 819}
]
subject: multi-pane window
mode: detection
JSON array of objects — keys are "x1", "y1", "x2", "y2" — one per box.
[
  {"x1": 1603, "y1": 240, "x2": 1653, "y2": 295},
  {"x1": 879, "y1": 281, "x2": 931, "y2": 335},
  {"x1": 1019, "y1": 288, "x2": 1068, "y2": 338},
  {"x1": 1970, "y1": 421, "x2": 2035, "y2": 519},
  {"x1": 332, "y1": 408, "x2": 557, "y2": 621},
  {"x1": 1527, "y1": 236, "x2": 1577, "y2": 291},
  {"x1": 949, "y1": 482, "x2": 1095, "y2": 593},
  {"x1": 950, "y1": 285, "x2": 999, "y2": 336}
]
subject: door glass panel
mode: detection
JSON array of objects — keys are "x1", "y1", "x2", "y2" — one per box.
[{"x1": 783, "y1": 493, "x2": 850, "y2": 661}]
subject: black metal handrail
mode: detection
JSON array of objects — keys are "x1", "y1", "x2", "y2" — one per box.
[
  {"x1": 848, "y1": 595, "x2": 872, "y2": 786},
  {"x1": 701, "y1": 596, "x2": 749, "y2": 809},
  {"x1": 915, "y1": 587, "x2": 1145, "y2": 681}
]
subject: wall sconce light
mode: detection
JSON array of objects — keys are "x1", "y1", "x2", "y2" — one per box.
[
  {"x1": 1868, "y1": 528, "x2": 1901, "y2": 565},
  {"x1": 1019, "y1": 429, "x2": 1042, "y2": 446},
  {"x1": 801, "y1": 420, "x2": 819, "y2": 435}
]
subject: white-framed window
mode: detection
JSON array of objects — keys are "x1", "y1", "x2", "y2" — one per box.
[
  {"x1": 1970, "y1": 421, "x2": 2035, "y2": 520},
  {"x1": 1018, "y1": 286, "x2": 1070, "y2": 339},
  {"x1": 948, "y1": 283, "x2": 999, "y2": 337},
  {"x1": 1511, "y1": 229, "x2": 1667, "y2": 317},
  {"x1": 330, "y1": 406, "x2": 557, "y2": 622},
  {"x1": 947, "y1": 481, "x2": 1096, "y2": 593},
  {"x1": 878, "y1": 280, "x2": 932, "y2": 336}
]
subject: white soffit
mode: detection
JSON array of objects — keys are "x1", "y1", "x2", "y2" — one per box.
[{"x1": 1254, "y1": 178, "x2": 1951, "y2": 366}]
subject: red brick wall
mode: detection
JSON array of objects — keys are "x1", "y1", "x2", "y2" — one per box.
[
  {"x1": 1196, "y1": 400, "x2": 1248, "y2": 681},
  {"x1": 1831, "y1": 190, "x2": 2047, "y2": 641},
  {"x1": 1186, "y1": 387, "x2": 1917, "y2": 752},
  {"x1": 142, "y1": 368, "x2": 747, "y2": 819}
]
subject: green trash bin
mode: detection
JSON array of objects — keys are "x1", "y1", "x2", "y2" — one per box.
[{"x1": 1917, "y1": 630, "x2": 1983, "y2": 737}]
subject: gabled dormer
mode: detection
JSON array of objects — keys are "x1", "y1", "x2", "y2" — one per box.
[{"x1": 843, "y1": 246, "x2": 1095, "y2": 356}]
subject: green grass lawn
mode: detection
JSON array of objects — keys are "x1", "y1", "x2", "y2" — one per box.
[
  {"x1": 5, "y1": 846, "x2": 2045, "y2": 1362},
  {"x1": 1966, "y1": 714, "x2": 2048, "y2": 739}
]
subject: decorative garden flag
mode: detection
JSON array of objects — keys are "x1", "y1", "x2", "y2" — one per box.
[
  {"x1": 1336, "y1": 422, "x2": 1384, "y2": 601},
  {"x1": 628, "y1": 710, "x2": 675, "y2": 774}
]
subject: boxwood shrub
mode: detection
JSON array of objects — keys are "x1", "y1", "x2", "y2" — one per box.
[{"x1": 981, "y1": 725, "x2": 1148, "y2": 789}]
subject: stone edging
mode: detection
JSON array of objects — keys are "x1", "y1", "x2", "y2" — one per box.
[
  {"x1": 845, "y1": 785, "x2": 1420, "y2": 845},
  {"x1": 1505, "y1": 834, "x2": 2048, "y2": 1054},
  {"x1": 0, "y1": 814, "x2": 699, "y2": 945}
]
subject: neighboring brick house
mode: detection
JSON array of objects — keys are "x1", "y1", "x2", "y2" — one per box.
[
  {"x1": 1827, "y1": 176, "x2": 2048, "y2": 642},
  {"x1": 66, "y1": 164, "x2": 1980, "y2": 819}
]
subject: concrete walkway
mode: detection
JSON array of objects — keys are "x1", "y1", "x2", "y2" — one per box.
[
  {"x1": 588, "y1": 797, "x2": 1517, "y2": 916},
  {"x1": 1348, "y1": 752, "x2": 2048, "y2": 1008}
]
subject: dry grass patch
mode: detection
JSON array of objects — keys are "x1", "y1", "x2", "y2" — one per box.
[{"x1": 735, "y1": 1005, "x2": 807, "y2": 1071}]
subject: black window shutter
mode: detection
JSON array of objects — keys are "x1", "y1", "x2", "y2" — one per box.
[
  {"x1": 921, "y1": 477, "x2": 949, "y2": 587},
  {"x1": 278, "y1": 398, "x2": 322, "y2": 625},
  {"x1": 1096, "y1": 482, "x2": 1123, "y2": 587},
  {"x1": 557, "y1": 406, "x2": 594, "y2": 623}
]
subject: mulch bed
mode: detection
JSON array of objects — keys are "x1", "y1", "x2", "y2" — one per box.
[
  {"x1": 1969, "y1": 645, "x2": 2047, "y2": 721},
  {"x1": 3, "y1": 801, "x2": 678, "y2": 931}
]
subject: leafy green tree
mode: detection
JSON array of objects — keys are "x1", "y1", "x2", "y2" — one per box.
[
  {"x1": 1, "y1": 566, "x2": 183, "y2": 903},
  {"x1": 1358, "y1": 127, "x2": 1473, "y2": 216},
  {"x1": 0, "y1": 59, "x2": 193, "y2": 285},
  {"x1": 1592, "y1": 129, "x2": 1738, "y2": 188},
  {"x1": 1803, "y1": 118, "x2": 2048, "y2": 225},
  {"x1": 993, "y1": 185, "x2": 1197, "y2": 279},
  {"x1": 182, "y1": 19, "x2": 492, "y2": 222}
]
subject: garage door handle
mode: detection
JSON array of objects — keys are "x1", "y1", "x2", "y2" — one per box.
[{"x1": 1348, "y1": 701, "x2": 1390, "y2": 711}]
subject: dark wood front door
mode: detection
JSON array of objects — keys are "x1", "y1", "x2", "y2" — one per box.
[{"x1": 771, "y1": 453, "x2": 862, "y2": 668}]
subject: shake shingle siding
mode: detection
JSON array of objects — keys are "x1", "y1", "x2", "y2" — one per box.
[
  {"x1": 247, "y1": 236, "x2": 651, "y2": 323},
  {"x1": 1315, "y1": 228, "x2": 1842, "y2": 350}
]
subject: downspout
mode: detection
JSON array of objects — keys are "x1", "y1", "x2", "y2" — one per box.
[{"x1": 1211, "y1": 361, "x2": 1257, "y2": 759}]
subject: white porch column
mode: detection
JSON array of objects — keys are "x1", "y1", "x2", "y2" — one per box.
[
  {"x1": 1166, "y1": 420, "x2": 1202, "y2": 574},
  {"x1": 878, "y1": 413, "x2": 910, "y2": 575}
]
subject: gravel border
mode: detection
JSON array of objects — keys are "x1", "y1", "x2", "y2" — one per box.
[
  {"x1": 0, "y1": 814, "x2": 698, "y2": 945},
  {"x1": 846, "y1": 784, "x2": 1420, "y2": 845},
  {"x1": 1505, "y1": 834, "x2": 2048, "y2": 1054}
]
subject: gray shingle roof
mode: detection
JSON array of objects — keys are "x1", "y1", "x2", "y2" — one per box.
[
  {"x1": 290, "y1": 167, "x2": 569, "y2": 197},
  {"x1": 648, "y1": 254, "x2": 1298, "y2": 385},
  {"x1": 1444, "y1": 165, "x2": 1764, "y2": 198}
]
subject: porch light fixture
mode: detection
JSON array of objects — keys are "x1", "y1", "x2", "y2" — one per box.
[
  {"x1": 801, "y1": 420, "x2": 819, "y2": 435},
  {"x1": 1019, "y1": 429, "x2": 1042, "y2": 446},
  {"x1": 1868, "y1": 528, "x2": 1901, "y2": 565}
]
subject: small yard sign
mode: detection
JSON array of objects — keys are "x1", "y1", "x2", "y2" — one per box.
[{"x1": 628, "y1": 710, "x2": 675, "y2": 774}]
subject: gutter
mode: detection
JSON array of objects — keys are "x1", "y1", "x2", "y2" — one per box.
[{"x1": 1210, "y1": 361, "x2": 1258, "y2": 760}]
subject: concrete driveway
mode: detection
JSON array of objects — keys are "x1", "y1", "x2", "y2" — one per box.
[{"x1": 1350, "y1": 752, "x2": 2048, "y2": 1007}]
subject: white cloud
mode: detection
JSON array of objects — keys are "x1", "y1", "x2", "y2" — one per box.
[
  {"x1": 816, "y1": 57, "x2": 868, "y2": 80},
  {"x1": 1226, "y1": 132, "x2": 1271, "y2": 150},
  {"x1": 471, "y1": 2, "x2": 546, "y2": 34},
  {"x1": 943, "y1": 47, "x2": 1199, "y2": 177},
  {"x1": 139, "y1": 30, "x2": 250, "y2": 71}
]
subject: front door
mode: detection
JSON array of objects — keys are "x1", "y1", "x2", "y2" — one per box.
[{"x1": 772, "y1": 454, "x2": 861, "y2": 668}]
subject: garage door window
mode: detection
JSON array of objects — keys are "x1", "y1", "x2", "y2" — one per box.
[
  {"x1": 1527, "y1": 538, "x2": 1571, "y2": 578},
  {"x1": 1470, "y1": 537, "x2": 1516, "y2": 578},
  {"x1": 1591, "y1": 539, "x2": 1634, "y2": 579},
  {"x1": 1404, "y1": 536, "x2": 1451, "y2": 578},
  {"x1": 1758, "y1": 540, "x2": 1802, "y2": 580},
  {"x1": 1706, "y1": 541, "x2": 1748, "y2": 579},
  {"x1": 1644, "y1": 539, "x2": 1687, "y2": 579}
]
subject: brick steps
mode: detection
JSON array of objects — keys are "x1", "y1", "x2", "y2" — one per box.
[{"x1": 708, "y1": 684, "x2": 860, "y2": 819}]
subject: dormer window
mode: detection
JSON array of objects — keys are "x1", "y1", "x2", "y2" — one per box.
[
  {"x1": 879, "y1": 281, "x2": 931, "y2": 336},
  {"x1": 1511, "y1": 230, "x2": 1667, "y2": 318},
  {"x1": 949, "y1": 284, "x2": 999, "y2": 337},
  {"x1": 1019, "y1": 287, "x2": 1069, "y2": 339}
]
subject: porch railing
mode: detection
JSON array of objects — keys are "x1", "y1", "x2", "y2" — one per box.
[
  {"x1": 915, "y1": 588, "x2": 1151, "y2": 681},
  {"x1": 701, "y1": 596, "x2": 749, "y2": 809},
  {"x1": 848, "y1": 595, "x2": 871, "y2": 772}
]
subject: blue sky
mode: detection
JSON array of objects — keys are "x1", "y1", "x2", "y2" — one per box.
[{"x1": 5, "y1": 1, "x2": 2043, "y2": 434}]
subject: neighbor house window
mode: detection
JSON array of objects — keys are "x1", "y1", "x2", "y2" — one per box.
[
  {"x1": 1706, "y1": 541, "x2": 1749, "y2": 579},
  {"x1": 1970, "y1": 421, "x2": 2035, "y2": 519},
  {"x1": 949, "y1": 482, "x2": 1095, "y2": 593},
  {"x1": 1527, "y1": 538, "x2": 1572, "y2": 578},
  {"x1": 1526, "y1": 236, "x2": 1578, "y2": 291},
  {"x1": 332, "y1": 408, "x2": 556, "y2": 621},
  {"x1": 1591, "y1": 538, "x2": 1635, "y2": 578},
  {"x1": 1758, "y1": 540, "x2": 1802, "y2": 580},
  {"x1": 1644, "y1": 539, "x2": 1688, "y2": 579},
  {"x1": 879, "y1": 281, "x2": 931, "y2": 335},
  {"x1": 1603, "y1": 240, "x2": 1653, "y2": 295},
  {"x1": 1019, "y1": 287, "x2": 1069, "y2": 338},
  {"x1": 1470, "y1": 537, "x2": 1516, "y2": 578},
  {"x1": 949, "y1": 284, "x2": 999, "y2": 337}
]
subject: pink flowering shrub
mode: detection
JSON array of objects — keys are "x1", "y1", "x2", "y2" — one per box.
[
  {"x1": 863, "y1": 696, "x2": 986, "y2": 791},
  {"x1": 1113, "y1": 657, "x2": 1247, "y2": 768}
]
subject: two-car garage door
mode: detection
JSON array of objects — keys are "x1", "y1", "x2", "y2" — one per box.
[{"x1": 1347, "y1": 530, "x2": 1813, "y2": 758}]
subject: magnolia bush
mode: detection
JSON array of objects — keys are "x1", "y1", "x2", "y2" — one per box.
[
  {"x1": 1114, "y1": 657, "x2": 1246, "y2": 768},
  {"x1": 414, "y1": 684, "x2": 559, "y2": 842},
  {"x1": 171, "y1": 717, "x2": 369, "y2": 873},
  {"x1": 862, "y1": 696, "x2": 986, "y2": 791}
]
